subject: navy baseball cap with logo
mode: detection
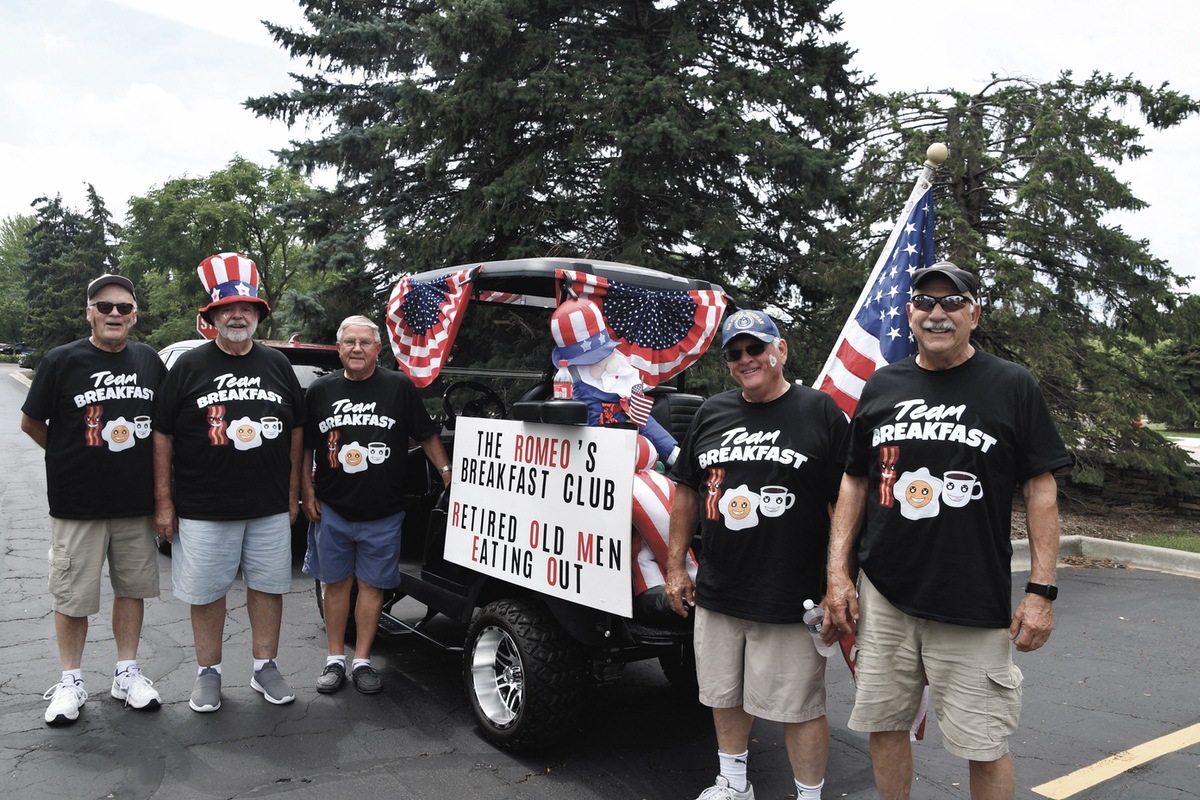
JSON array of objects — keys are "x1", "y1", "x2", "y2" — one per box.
[{"x1": 721, "y1": 309, "x2": 780, "y2": 348}]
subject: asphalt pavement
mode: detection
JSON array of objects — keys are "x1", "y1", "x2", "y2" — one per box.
[{"x1": 1, "y1": 363, "x2": 1197, "y2": 800}]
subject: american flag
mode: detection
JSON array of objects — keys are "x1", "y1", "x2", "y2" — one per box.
[
  {"x1": 385, "y1": 266, "x2": 480, "y2": 387},
  {"x1": 815, "y1": 181, "x2": 935, "y2": 417},
  {"x1": 559, "y1": 270, "x2": 727, "y2": 385}
]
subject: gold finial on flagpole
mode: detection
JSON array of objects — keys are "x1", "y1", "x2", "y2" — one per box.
[{"x1": 925, "y1": 142, "x2": 949, "y2": 167}]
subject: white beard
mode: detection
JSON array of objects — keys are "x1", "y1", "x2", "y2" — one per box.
[{"x1": 580, "y1": 351, "x2": 640, "y2": 396}]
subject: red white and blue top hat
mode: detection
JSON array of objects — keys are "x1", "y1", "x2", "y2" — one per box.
[
  {"x1": 550, "y1": 298, "x2": 618, "y2": 366},
  {"x1": 197, "y1": 252, "x2": 271, "y2": 322}
]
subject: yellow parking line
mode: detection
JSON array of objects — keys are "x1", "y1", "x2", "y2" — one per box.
[{"x1": 1032, "y1": 721, "x2": 1200, "y2": 798}]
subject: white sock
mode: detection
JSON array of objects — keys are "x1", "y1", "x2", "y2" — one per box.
[
  {"x1": 253, "y1": 658, "x2": 272, "y2": 672},
  {"x1": 718, "y1": 749, "x2": 750, "y2": 793},
  {"x1": 352, "y1": 658, "x2": 370, "y2": 671},
  {"x1": 326, "y1": 654, "x2": 346, "y2": 666},
  {"x1": 115, "y1": 660, "x2": 138, "y2": 675},
  {"x1": 199, "y1": 663, "x2": 222, "y2": 676},
  {"x1": 61, "y1": 669, "x2": 82, "y2": 685},
  {"x1": 796, "y1": 778, "x2": 824, "y2": 799}
]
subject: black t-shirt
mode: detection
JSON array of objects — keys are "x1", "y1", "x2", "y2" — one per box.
[
  {"x1": 22, "y1": 339, "x2": 166, "y2": 519},
  {"x1": 846, "y1": 351, "x2": 1074, "y2": 628},
  {"x1": 671, "y1": 385, "x2": 848, "y2": 623},
  {"x1": 153, "y1": 341, "x2": 304, "y2": 521},
  {"x1": 304, "y1": 368, "x2": 439, "y2": 521}
]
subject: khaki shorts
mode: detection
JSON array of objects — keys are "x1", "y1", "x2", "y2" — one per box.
[
  {"x1": 48, "y1": 516, "x2": 160, "y2": 617},
  {"x1": 848, "y1": 573, "x2": 1022, "y2": 761},
  {"x1": 694, "y1": 605, "x2": 826, "y2": 723}
]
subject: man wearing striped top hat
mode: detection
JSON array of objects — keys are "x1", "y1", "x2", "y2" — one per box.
[{"x1": 153, "y1": 253, "x2": 305, "y2": 713}]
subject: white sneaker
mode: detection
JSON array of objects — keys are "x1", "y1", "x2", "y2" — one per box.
[
  {"x1": 111, "y1": 669, "x2": 161, "y2": 710},
  {"x1": 43, "y1": 679, "x2": 88, "y2": 726},
  {"x1": 696, "y1": 776, "x2": 755, "y2": 800}
]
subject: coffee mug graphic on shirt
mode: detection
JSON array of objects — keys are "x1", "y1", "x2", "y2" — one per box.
[
  {"x1": 260, "y1": 416, "x2": 283, "y2": 440},
  {"x1": 758, "y1": 485, "x2": 795, "y2": 518},
  {"x1": 367, "y1": 442, "x2": 390, "y2": 464},
  {"x1": 941, "y1": 470, "x2": 984, "y2": 508},
  {"x1": 134, "y1": 415, "x2": 151, "y2": 439}
]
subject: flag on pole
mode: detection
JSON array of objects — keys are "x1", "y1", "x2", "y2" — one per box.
[
  {"x1": 814, "y1": 179, "x2": 936, "y2": 417},
  {"x1": 558, "y1": 269, "x2": 727, "y2": 385},
  {"x1": 385, "y1": 266, "x2": 480, "y2": 387}
]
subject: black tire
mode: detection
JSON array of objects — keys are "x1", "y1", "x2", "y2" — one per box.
[
  {"x1": 314, "y1": 579, "x2": 358, "y2": 644},
  {"x1": 463, "y1": 598, "x2": 587, "y2": 750},
  {"x1": 658, "y1": 640, "x2": 699, "y2": 696}
]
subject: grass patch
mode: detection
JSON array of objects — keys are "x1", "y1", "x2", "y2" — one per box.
[
  {"x1": 1135, "y1": 531, "x2": 1200, "y2": 553},
  {"x1": 1165, "y1": 430, "x2": 1200, "y2": 440}
]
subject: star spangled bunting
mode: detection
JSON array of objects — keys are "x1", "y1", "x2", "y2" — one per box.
[
  {"x1": 559, "y1": 270, "x2": 727, "y2": 385},
  {"x1": 385, "y1": 266, "x2": 480, "y2": 387},
  {"x1": 817, "y1": 186, "x2": 935, "y2": 417}
]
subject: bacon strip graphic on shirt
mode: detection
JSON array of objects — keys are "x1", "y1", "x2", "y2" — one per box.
[
  {"x1": 327, "y1": 430, "x2": 341, "y2": 469},
  {"x1": 83, "y1": 405, "x2": 104, "y2": 447},
  {"x1": 704, "y1": 467, "x2": 726, "y2": 521},
  {"x1": 207, "y1": 405, "x2": 228, "y2": 446},
  {"x1": 878, "y1": 445, "x2": 900, "y2": 507}
]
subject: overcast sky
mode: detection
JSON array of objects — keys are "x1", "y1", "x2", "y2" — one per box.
[{"x1": 2, "y1": 0, "x2": 1196, "y2": 291}]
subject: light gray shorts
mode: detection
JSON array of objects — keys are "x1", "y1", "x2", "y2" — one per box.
[
  {"x1": 693, "y1": 605, "x2": 826, "y2": 723},
  {"x1": 48, "y1": 516, "x2": 159, "y2": 617},
  {"x1": 848, "y1": 572, "x2": 1022, "y2": 761},
  {"x1": 173, "y1": 513, "x2": 292, "y2": 605}
]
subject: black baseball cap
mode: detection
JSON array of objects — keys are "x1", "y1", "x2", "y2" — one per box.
[
  {"x1": 912, "y1": 261, "x2": 977, "y2": 294},
  {"x1": 87, "y1": 274, "x2": 137, "y2": 301}
]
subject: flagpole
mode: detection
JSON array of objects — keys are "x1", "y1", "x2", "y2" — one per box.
[{"x1": 813, "y1": 143, "x2": 948, "y2": 390}]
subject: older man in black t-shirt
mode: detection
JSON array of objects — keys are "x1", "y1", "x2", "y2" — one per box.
[
  {"x1": 153, "y1": 253, "x2": 304, "y2": 714},
  {"x1": 826, "y1": 262, "x2": 1073, "y2": 800},
  {"x1": 22, "y1": 274, "x2": 166, "y2": 725},
  {"x1": 300, "y1": 315, "x2": 450, "y2": 695},
  {"x1": 667, "y1": 309, "x2": 848, "y2": 800}
]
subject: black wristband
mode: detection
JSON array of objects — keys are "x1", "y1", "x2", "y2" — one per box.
[{"x1": 1025, "y1": 582, "x2": 1058, "y2": 600}]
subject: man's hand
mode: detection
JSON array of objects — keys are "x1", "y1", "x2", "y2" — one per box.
[
  {"x1": 1010, "y1": 594, "x2": 1054, "y2": 652},
  {"x1": 664, "y1": 566, "x2": 695, "y2": 619},
  {"x1": 153, "y1": 500, "x2": 177, "y2": 543},
  {"x1": 301, "y1": 485, "x2": 321, "y2": 522},
  {"x1": 824, "y1": 570, "x2": 859, "y2": 638}
]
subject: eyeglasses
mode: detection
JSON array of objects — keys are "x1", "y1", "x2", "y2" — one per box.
[
  {"x1": 723, "y1": 341, "x2": 768, "y2": 362},
  {"x1": 90, "y1": 301, "x2": 135, "y2": 316},
  {"x1": 339, "y1": 339, "x2": 378, "y2": 349},
  {"x1": 910, "y1": 294, "x2": 973, "y2": 313}
]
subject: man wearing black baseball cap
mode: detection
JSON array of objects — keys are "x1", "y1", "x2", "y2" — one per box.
[
  {"x1": 826, "y1": 261, "x2": 1074, "y2": 799},
  {"x1": 22, "y1": 273, "x2": 167, "y2": 725}
]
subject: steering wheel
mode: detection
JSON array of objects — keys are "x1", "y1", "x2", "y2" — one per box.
[{"x1": 442, "y1": 380, "x2": 505, "y2": 427}]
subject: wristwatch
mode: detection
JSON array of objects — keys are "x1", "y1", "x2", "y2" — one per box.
[
  {"x1": 438, "y1": 464, "x2": 452, "y2": 475},
  {"x1": 1025, "y1": 582, "x2": 1058, "y2": 601}
]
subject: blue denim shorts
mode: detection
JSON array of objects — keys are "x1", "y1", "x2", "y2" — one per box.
[
  {"x1": 302, "y1": 503, "x2": 403, "y2": 590},
  {"x1": 173, "y1": 513, "x2": 292, "y2": 605}
]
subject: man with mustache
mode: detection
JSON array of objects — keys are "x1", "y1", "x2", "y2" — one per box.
[
  {"x1": 153, "y1": 253, "x2": 304, "y2": 714},
  {"x1": 22, "y1": 274, "x2": 166, "y2": 725},
  {"x1": 825, "y1": 262, "x2": 1074, "y2": 800}
]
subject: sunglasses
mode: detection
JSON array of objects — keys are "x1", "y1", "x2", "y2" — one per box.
[
  {"x1": 723, "y1": 341, "x2": 768, "y2": 361},
  {"x1": 910, "y1": 294, "x2": 972, "y2": 313},
  {"x1": 90, "y1": 301, "x2": 135, "y2": 316}
]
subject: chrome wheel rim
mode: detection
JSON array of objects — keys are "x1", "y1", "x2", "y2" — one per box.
[{"x1": 470, "y1": 625, "x2": 523, "y2": 726}]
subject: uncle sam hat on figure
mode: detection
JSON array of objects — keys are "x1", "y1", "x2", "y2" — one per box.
[
  {"x1": 197, "y1": 252, "x2": 271, "y2": 323},
  {"x1": 550, "y1": 298, "x2": 619, "y2": 366}
]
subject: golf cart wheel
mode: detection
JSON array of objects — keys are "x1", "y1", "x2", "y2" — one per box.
[
  {"x1": 658, "y1": 640, "x2": 699, "y2": 696},
  {"x1": 464, "y1": 598, "x2": 586, "y2": 750}
]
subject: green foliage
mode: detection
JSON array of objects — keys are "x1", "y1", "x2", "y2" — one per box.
[
  {"x1": 21, "y1": 189, "x2": 125, "y2": 367},
  {"x1": 0, "y1": 214, "x2": 34, "y2": 343},
  {"x1": 248, "y1": 0, "x2": 867, "y2": 338},
  {"x1": 121, "y1": 157, "x2": 324, "y2": 340},
  {"x1": 1134, "y1": 531, "x2": 1200, "y2": 553},
  {"x1": 847, "y1": 73, "x2": 1200, "y2": 493}
]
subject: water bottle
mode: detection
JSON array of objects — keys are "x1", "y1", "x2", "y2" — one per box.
[
  {"x1": 553, "y1": 359, "x2": 573, "y2": 399},
  {"x1": 803, "y1": 599, "x2": 837, "y2": 657}
]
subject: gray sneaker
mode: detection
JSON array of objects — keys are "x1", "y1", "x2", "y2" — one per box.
[
  {"x1": 189, "y1": 667, "x2": 221, "y2": 713},
  {"x1": 251, "y1": 660, "x2": 295, "y2": 705}
]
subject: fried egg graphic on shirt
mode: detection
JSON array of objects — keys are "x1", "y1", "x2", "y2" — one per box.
[
  {"x1": 718, "y1": 483, "x2": 760, "y2": 531},
  {"x1": 228, "y1": 416, "x2": 263, "y2": 451},
  {"x1": 338, "y1": 441, "x2": 369, "y2": 474},
  {"x1": 102, "y1": 417, "x2": 136, "y2": 453},
  {"x1": 893, "y1": 467, "x2": 943, "y2": 520}
]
